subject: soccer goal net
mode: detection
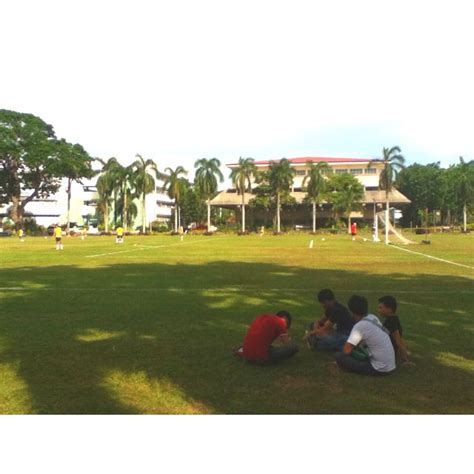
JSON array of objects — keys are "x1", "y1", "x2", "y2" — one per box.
[{"x1": 377, "y1": 211, "x2": 416, "y2": 245}]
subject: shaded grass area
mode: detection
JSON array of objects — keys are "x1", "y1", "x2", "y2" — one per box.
[{"x1": 0, "y1": 233, "x2": 473, "y2": 414}]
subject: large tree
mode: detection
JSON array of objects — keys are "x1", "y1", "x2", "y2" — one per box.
[
  {"x1": 454, "y1": 157, "x2": 474, "y2": 232},
  {"x1": 303, "y1": 161, "x2": 329, "y2": 232},
  {"x1": 229, "y1": 157, "x2": 257, "y2": 233},
  {"x1": 326, "y1": 173, "x2": 364, "y2": 230},
  {"x1": 268, "y1": 159, "x2": 295, "y2": 233},
  {"x1": 368, "y1": 146, "x2": 405, "y2": 244},
  {"x1": 194, "y1": 158, "x2": 224, "y2": 232},
  {"x1": 133, "y1": 154, "x2": 158, "y2": 233},
  {"x1": 397, "y1": 163, "x2": 444, "y2": 227},
  {"x1": 163, "y1": 166, "x2": 188, "y2": 232},
  {"x1": 0, "y1": 109, "x2": 92, "y2": 228}
]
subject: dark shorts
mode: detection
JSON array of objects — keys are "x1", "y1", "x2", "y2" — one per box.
[{"x1": 55, "y1": 237, "x2": 62, "y2": 242}]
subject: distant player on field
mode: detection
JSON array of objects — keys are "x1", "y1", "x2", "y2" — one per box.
[
  {"x1": 351, "y1": 222, "x2": 357, "y2": 241},
  {"x1": 18, "y1": 228, "x2": 25, "y2": 242},
  {"x1": 116, "y1": 226, "x2": 124, "y2": 244},
  {"x1": 54, "y1": 225, "x2": 63, "y2": 250}
]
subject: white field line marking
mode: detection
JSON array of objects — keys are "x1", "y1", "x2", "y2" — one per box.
[
  {"x1": 0, "y1": 287, "x2": 472, "y2": 294},
  {"x1": 85, "y1": 237, "x2": 225, "y2": 258},
  {"x1": 390, "y1": 244, "x2": 474, "y2": 271}
]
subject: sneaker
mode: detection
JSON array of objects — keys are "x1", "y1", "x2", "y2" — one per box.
[{"x1": 232, "y1": 345, "x2": 244, "y2": 358}]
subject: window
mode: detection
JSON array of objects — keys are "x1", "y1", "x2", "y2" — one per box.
[
  {"x1": 364, "y1": 168, "x2": 377, "y2": 174},
  {"x1": 350, "y1": 168, "x2": 363, "y2": 175},
  {"x1": 83, "y1": 186, "x2": 97, "y2": 192},
  {"x1": 335, "y1": 169, "x2": 348, "y2": 174},
  {"x1": 295, "y1": 170, "x2": 306, "y2": 176}
]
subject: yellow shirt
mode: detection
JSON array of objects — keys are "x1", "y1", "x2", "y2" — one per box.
[
  {"x1": 54, "y1": 227, "x2": 62, "y2": 238},
  {"x1": 18, "y1": 230, "x2": 24, "y2": 237},
  {"x1": 117, "y1": 227, "x2": 124, "y2": 236}
]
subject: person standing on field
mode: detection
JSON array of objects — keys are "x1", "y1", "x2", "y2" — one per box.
[
  {"x1": 54, "y1": 225, "x2": 63, "y2": 250},
  {"x1": 116, "y1": 226, "x2": 124, "y2": 244},
  {"x1": 351, "y1": 222, "x2": 357, "y2": 241}
]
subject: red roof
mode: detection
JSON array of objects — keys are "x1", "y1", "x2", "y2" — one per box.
[{"x1": 228, "y1": 156, "x2": 372, "y2": 166}]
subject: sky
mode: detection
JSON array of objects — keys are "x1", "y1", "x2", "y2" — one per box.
[{"x1": 1, "y1": 0, "x2": 473, "y2": 184}]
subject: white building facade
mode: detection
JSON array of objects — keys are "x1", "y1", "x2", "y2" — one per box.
[{"x1": 0, "y1": 176, "x2": 173, "y2": 230}]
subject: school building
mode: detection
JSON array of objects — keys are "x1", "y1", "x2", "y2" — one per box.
[{"x1": 210, "y1": 157, "x2": 411, "y2": 227}]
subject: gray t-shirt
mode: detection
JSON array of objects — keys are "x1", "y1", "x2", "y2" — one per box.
[{"x1": 347, "y1": 314, "x2": 396, "y2": 372}]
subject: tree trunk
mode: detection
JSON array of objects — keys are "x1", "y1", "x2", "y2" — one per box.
[
  {"x1": 385, "y1": 200, "x2": 389, "y2": 245},
  {"x1": 178, "y1": 205, "x2": 181, "y2": 228},
  {"x1": 348, "y1": 214, "x2": 351, "y2": 234},
  {"x1": 463, "y1": 203, "x2": 467, "y2": 232},
  {"x1": 66, "y1": 178, "x2": 72, "y2": 232},
  {"x1": 143, "y1": 192, "x2": 146, "y2": 233},
  {"x1": 174, "y1": 205, "x2": 178, "y2": 232},
  {"x1": 207, "y1": 200, "x2": 211, "y2": 231},
  {"x1": 104, "y1": 201, "x2": 109, "y2": 233},
  {"x1": 312, "y1": 202, "x2": 316, "y2": 233},
  {"x1": 123, "y1": 189, "x2": 128, "y2": 231},
  {"x1": 11, "y1": 195, "x2": 23, "y2": 229},
  {"x1": 276, "y1": 193, "x2": 281, "y2": 233},
  {"x1": 242, "y1": 193, "x2": 246, "y2": 233}
]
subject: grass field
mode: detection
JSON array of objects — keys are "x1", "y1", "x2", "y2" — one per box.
[{"x1": 0, "y1": 231, "x2": 473, "y2": 414}]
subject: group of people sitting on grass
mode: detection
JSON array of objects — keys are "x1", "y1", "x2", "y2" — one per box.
[{"x1": 233, "y1": 289, "x2": 411, "y2": 376}]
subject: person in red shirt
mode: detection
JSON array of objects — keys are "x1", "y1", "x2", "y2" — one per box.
[
  {"x1": 234, "y1": 311, "x2": 299, "y2": 364},
  {"x1": 351, "y1": 222, "x2": 357, "y2": 241}
]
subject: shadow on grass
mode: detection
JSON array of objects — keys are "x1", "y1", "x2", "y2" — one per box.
[{"x1": 0, "y1": 261, "x2": 473, "y2": 414}]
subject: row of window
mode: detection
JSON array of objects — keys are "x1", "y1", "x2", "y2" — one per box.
[{"x1": 295, "y1": 168, "x2": 378, "y2": 176}]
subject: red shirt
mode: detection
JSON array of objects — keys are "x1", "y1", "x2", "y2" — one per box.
[
  {"x1": 351, "y1": 223, "x2": 357, "y2": 234},
  {"x1": 243, "y1": 314, "x2": 288, "y2": 361}
]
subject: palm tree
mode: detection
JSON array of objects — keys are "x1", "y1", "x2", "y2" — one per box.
[
  {"x1": 96, "y1": 157, "x2": 121, "y2": 232},
  {"x1": 105, "y1": 158, "x2": 136, "y2": 231},
  {"x1": 368, "y1": 146, "x2": 405, "y2": 244},
  {"x1": 194, "y1": 158, "x2": 224, "y2": 232},
  {"x1": 455, "y1": 156, "x2": 474, "y2": 232},
  {"x1": 96, "y1": 172, "x2": 114, "y2": 233},
  {"x1": 133, "y1": 154, "x2": 158, "y2": 233},
  {"x1": 229, "y1": 157, "x2": 257, "y2": 233},
  {"x1": 163, "y1": 166, "x2": 188, "y2": 232},
  {"x1": 303, "y1": 161, "x2": 330, "y2": 232},
  {"x1": 268, "y1": 159, "x2": 295, "y2": 233},
  {"x1": 327, "y1": 174, "x2": 364, "y2": 230}
]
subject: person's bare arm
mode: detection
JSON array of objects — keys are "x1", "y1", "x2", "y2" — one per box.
[
  {"x1": 278, "y1": 333, "x2": 291, "y2": 344},
  {"x1": 343, "y1": 342, "x2": 355, "y2": 355},
  {"x1": 312, "y1": 320, "x2": 334, "y2": 336},
  {"x1": 392, "y1": 330, "x2": 409, "y2": 362}
]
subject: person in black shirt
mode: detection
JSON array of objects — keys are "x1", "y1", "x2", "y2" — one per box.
[
  {"x1": 304, "y1": 288, "x2": 355, "y2": 351},
  {"x1": 378, "y1": 295, "x2": 411, "y2": 363}
]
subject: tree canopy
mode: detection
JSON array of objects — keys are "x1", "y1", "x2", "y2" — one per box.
[{"x1": 0, "y1": 109, "x2": 93, "y2": 226}]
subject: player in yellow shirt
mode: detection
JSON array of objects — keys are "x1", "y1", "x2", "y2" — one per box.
[
  {"x1": 116, "y1": 226, "x2": 124, "y2": 244},
  {"x1": 18, "y1": 228, "x2": 25, "y2": 242},
  {"x1": 54, "y1": 225, "x2": 63, "y2": 250}
]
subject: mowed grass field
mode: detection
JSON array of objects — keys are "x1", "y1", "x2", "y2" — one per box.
[{"x1": 0, "y1": 231, "x2": 473, "y2": 414}]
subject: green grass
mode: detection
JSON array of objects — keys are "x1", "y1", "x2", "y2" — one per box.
[{"x1": 0, "y1": 231, "x2": 473, "y2": 414}]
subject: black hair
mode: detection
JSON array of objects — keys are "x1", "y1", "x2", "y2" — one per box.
[
  {"x1": 378, "y1": 295, "x2": 397, "y2": 312},
  {"x1": 317, "y1": 288, "x2": 335, "y2": 303},
  {"x1": 276, "y1": 310, "x2": 292, "y2": 329},
  {"x1": 348, "y1": 295, "x2": 368, "y2": 316}
]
